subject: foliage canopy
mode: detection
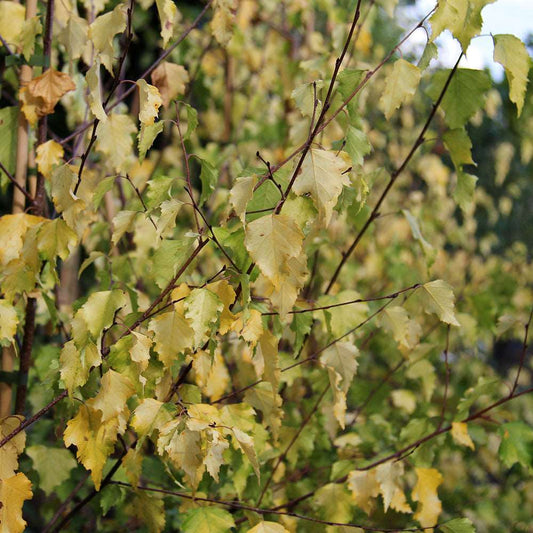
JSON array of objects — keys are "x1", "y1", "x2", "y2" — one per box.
[{"x1": 0, "y1": 0, "x2": 532, "y2": 531}]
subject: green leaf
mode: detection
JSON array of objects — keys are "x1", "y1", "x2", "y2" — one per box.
[
  {"x1": 314, "y1": 482, "x2": 354, "y2": 523},
  {"x1": 426, "y1": 69, "x2": 491, "y2": 129},
  {"x1": 181, "y1": 506, "x2": 235, "y2": 533},
  {"x1": 182, "y1": 102, "x2": 198, "y2": 140},
  {"x1": 99, "y1": 484, "x2": 126, "y2": 516},
  {"x1": 345, "y1": 125, "x2": 372, "y2": 167},
  {"x1": 455, "y1": 377, "x2": 500, "y2": 420},
  {"x1": 152, "y1": 238, "x2": 194, "y2": 289},
  {"x1": 418, "y1": 42, "x2": 438, "y2": 70},
  {"x1": 379, "y1": 59, "x2": 421, "y2": 119},
  {"x1": 26, "y1": 445, "x2": 77, "y2": 495},
  {"x1": 291, "y1": 80, "x2": 324, "y2": 117},
  {"x1": 402, "y1": 210, "x2": 436, "y2": 265},
  {"x1": 0, "y1": 107, "x2": 18, "y2": 189},
  {"x1": 493, "y1": 34, "x2": 530, "y2": 116},
  {"x1": 443, "y1": 128, "x2": 475, "y2": 170},
  {"x1": 498, "y1": 422, "x2": 533, "y2": 471},
  {"x1": 138, "y1": 122, "x2": 164, "y2": 163},
  {"x1": 439, "y1": 518, "x2": 476, "y2": 533},
  {"x1": 453, "y1": 172, "x2": 478, "y2": 213},
  {"x1": 198, "y1": 157, "x2": 218, "y2": 206}
]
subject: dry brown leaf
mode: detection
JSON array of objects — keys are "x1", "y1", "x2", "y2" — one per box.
[{"x1": 21, "y1": 69, "x2": 76, "y2": 124}]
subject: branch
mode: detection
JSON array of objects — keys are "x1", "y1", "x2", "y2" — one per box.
[
  {"x1": 325, "y1": 53, "x2": 462, "y2": 294},
  {"x1": 109, "y1": 481, "x2": 431, "y2": 532},
  {"x1": 510, "y1": 306, "x2": 533, "y2": 396},
  {"x1": 0, "y1": 159, "x2": 35, "y2": 204}
]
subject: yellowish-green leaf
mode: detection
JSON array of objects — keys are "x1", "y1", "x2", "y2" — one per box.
[
  {"x1": 453, "y1": 171, "x2": 478, "y2": 213},
  {"x1": 293, "y1": 149, "x2": 350, "y2": 227},
  {"x1": 0, "y1": 473, "x2": 33, "y2": 533},
  {"x1": 430, "y1": 0, "x2": 495, "y2": 51},
  {"x1": 443, "y1": 128, "x2": 476, "y2": 170},
  {"x1": 211, "y1": 0, "x2": 235, "y2": 46},
  {"x1": 89, "y1": 3, "x2": 127, "y2": 73},
  {"x1": 86, "y1": 60, "x2": 107, "y2": 122},
  {"x1": 291, "y1": 80, "x2": 324, "y2": 117},
  {"x1": 376, "y1": 461, "x2": 411, "y2": 513},
  {"x1": 149, "y1": 310, "x2": 194, "y2": 368},
  {"x1": 26, "y1": 445, "x2": 77, "y2": 494},
  {"x1": 184, "y1": 288, "x2": 223, "y2": 347},
  {"x1": 64, "y1": 401, "x2": 121, "y2": 490},
  {"x1": 95, "y1": 112, "x2": 136, "y2": 173},
  {"x1": 314, "y1": 482, "x2": 353, "y2": 523},
  {"x1": 60, "y1": 340, "x2": 101, "y2": 394},
  {"x1": 420, "y1": 280, "x2": 460, "y2": 326},
  {"x1": 20, "y1": 16, "x2": 42, "y2": 61},
  {"x1": 138, "y1": 122, "x2": 165, "y2": 163},
  {"x1": 131, "y1": 398, "x2": 175, "y2": 439},
  {"x1": 246, "y1": 522, "x2": 290, "y2": 533},
  {"x1": 493, "y1": 34, "x2": 530, "y2": 116},
  {"x1": 181, "y1": 506, "x2": 236, "y2": 533},
  {"x1": 347, "y1": 469, "x2": 379, "y2": 514},
  {"x1": 245, "y1": 213, "x2": 304, "y2": 287},
  {"x1": 255, "y1": 331, "x2": 280, "y2": 397},
  {"x1": 112, "y1": 211, "x2": 139, "y2": 246},
  {"x1": 230, "y1": 176, "x2": 256, "y2": 222},
  {"x1": 379, "y1": 59, "x2": 421, "y2": 119},
  {"x1": 244, "y1": 384, "x2": 283, "y2": 441},
  {"x1": 204, "y1": 429, "x2": 229, "y2": 482},
  {"x1": 451, "y1": 422, "x2": 475, "y2": 450},
  {"x1": 232, "y1": 427, "x2": 260, "y2": 480},
  {"x1": 413, "y1": 467, "x2": 443, "y2": 528},
  {"x1": 59, "y1": 12, "x2": 89, "y2": 60},
  {"x1": 37, "y1": 218, "x2": 78, "y2": 263},
  {"x1": 381, "y1": 306, "x2": 421, "y2": 351},
  {"x1": 92, "y1": 370, "x2": 135, "y2": 422}
]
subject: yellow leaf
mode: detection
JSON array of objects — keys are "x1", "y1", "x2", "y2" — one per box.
[
  {"x1": 390, "y1": 389, "x2": 417, "y2": 414},
  {"x1": 86, "y1": 60, "x2": 107, "y2": 122},
  {"x1": 21, "y1": 69, "x2": 76, "y2": 122},
  {"x1": 95, "y1": 112, "x2": 137, "y2": 173},
  {"x1": 0, "y1": 300, "x2": 18, "y2": 343},
  {"x1": 158, "y1": 422, "x2": 205, "y2": 488},
  {"x1": 151, "y1": 61, "x2": 189, "y2": 107},
  {"x1": 451, "y1": 422, "x2": 475, "y2": 450},
  {"x1": 245, "y1": 213, "x2": 304, "y2": 288},
  {"x1": 36, "y1": 140, "x2": 64, "y2": 178},
  {"x1": 256, "y1": 331, "x2": 280, "y2": 397},
  {"x1": 207, "y1": 280, "x2": 236, "y2": 335},
  {"x1": 381, "y1": 305, "x2": 421, "y2": 351},
  {"x1": 149, "y1": 309, "x2": 194, "y2": 368},
  {"x1": 122, "y1": 448, "x2": 143, "y2": 487},
  {"x1": 0, "y1": 2, "x2": 25, "y2": 47},
  {"x1": 421, "y1": 280, "x2": 460, "y2": 326},
  {"x1": 0, "y1": 416, "x2": 25, "y2": 479},
  {"x1": 130, "y1": 331, "x2": 152, "y2": 371},
  {"x1": 0, "y1": 214, "x2": 46, "y2": 266},
  {"x1": 211, "y1": 0, "x2": 235, "y2": 45},
  {"x1": 204, "y1": 429, "x2": 229, "y2": 482},
  {"x1": 92, "y1": 370, "x2": 135, "y2": 422},
  {"x1": 184, "y1": 288, "x2": 223, "y2": 348},
  {"x1": 193, "y1": 350, "x2": 230, "y2": 400},
  {"x1": 0, "y1": 473, "x2": 33, "y2": 533},
  {"x1": 347, "y1": 469, "x2": 380, "y2": 514},
  {"x1": 89, "y1": 3, "x2": 127, "y2": 73},
  {"x1": 155, "y1": 0, "x2": 178, "y2": 47},
  {"x1": 60, "y1": 340, "x2": 101, "y2": 394},
  {"x1": 293, "y1": 149, "x2": 350, "y2": 227},
  {"x1": 232, "y1": 427, "x2": 260, "y2": 480},
  {"x1": 229, "y1": 176, "x2": 256, "y2": 223},
  {"x1": 376, "y1": 461, "x2": 411, "y2": 513},
  {"x1": 246, "y1": 522, "x2": 289, "y2": 533},
  {"x1": 137, "y1": 79, "x2": 163, "y2": 125},
  {"x1": 379, "y1": 59, "x2": 421, "y2": 120},
  {"x1": 64, "y1": 401, "x2": 120, "y2": 490},
  {"x1": 321, "y1": 342, "x2": 359, "y2": 429},
  {"x1": 131, "y1": 398, "x2": 175, "y2": 439},
  {"x1": 412, "y1": 467, "x2": 443, "y2": 529},
  {"x1": 59, "y1": 12, "x2": 89, "y2": 60}
]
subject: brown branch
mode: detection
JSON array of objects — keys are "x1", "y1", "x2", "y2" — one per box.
[
  {"x1": 0, "y1": 159, "x2": 35, "y2": 204},
  {"x1": 325, "y1": 53, "x2": 463, "y2": 294},
  {"x1": 437, "y1": 326, "x2": 451, "y2": 431},
  {"x1": 109, "y1": 481, "x2": 430, "y2": 532},
  {"x1": 261, "y1": 283, "x2": 420, "y2": 316}
]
